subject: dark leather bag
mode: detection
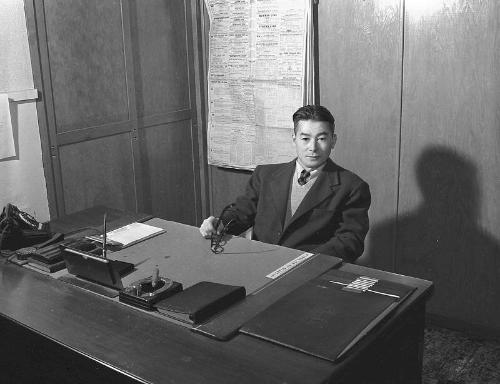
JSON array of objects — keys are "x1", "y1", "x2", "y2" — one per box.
[{"x1": 0, "y1": 203, "x2": 51, "y2": 250}]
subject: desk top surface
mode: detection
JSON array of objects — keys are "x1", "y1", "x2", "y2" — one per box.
[
  {"x1": 0, "y1": 209, "x2": 433, "y2": 384},
  {"x1": 116, "y1": 218, "x2": 313, "y2": 294}
]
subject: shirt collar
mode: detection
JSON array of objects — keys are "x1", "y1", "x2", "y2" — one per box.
[{"x1": 295, "y1": 160, "x2": 326, "y2": 180}]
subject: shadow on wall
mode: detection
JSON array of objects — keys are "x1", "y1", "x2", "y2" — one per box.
[{"x1": 367, "y1": 145, "x2": 500, "y2": 329}]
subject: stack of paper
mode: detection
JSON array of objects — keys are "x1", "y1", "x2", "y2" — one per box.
[{"x1": 87, "y1": 222, "x2": 165, "y2": 248}]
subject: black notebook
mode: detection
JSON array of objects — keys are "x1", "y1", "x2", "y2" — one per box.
[
  {"x1": 156, "y1": 281, "x2": 246, "y2": 324},
  {"x1": 240, "y1": 269, "x2": 415, "y2": 362},
  {"x1": 27, "y1": 259, "x2": 67, "y2": 273}
]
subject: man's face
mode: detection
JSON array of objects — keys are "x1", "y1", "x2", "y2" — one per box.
[{"x1": 293, "y1": 120, "x2": 336, "y2": 171}]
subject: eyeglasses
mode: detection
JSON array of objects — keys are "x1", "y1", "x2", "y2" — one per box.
[
  {"x1": 210, "y1": 218, "x2": 234, "y2": 254},
  {"x1": 210, "y1": 203, "x2": 236, "y2": 254}
]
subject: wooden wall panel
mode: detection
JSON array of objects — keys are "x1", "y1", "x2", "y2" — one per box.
[
  {"x1": 202, "y1": 0, "x2": 500, "y2": 335},
  {"x1": 318, "y1": 0, "x2": 403, "y2": 270},
  {"x1": 130, "y1": 0, "x2": 191, "y2": 117},
  {"x1": 209, "y1": 167, "x2": 252, "y2": 216},
  {"x1": 207, "y1": 0, "x2": 404, "y2": 237},
  {"x1": 398, "y1": 0, "x2": 500, "y2": 331},
  {"x1": 58, "y1": 134, "x2": 136, "y2": 214},
  {"x1": 141, "y1": 120, "x2": 198, "y2": 224},
  {"x1": 44, "y1": 0, "x2": 129, "y2": 132}
]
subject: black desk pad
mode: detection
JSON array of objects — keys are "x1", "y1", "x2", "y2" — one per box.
[
  {"x1": 240, "y1": 269, "x2": 416, "y2": 362},
  {"x1": 193, "y1": 254, "x2": 342, "y2": 340}
]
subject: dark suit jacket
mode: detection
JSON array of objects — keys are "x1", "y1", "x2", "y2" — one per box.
[{"x1": 225, "y1": 158, "x2": 371, "y2": 262}]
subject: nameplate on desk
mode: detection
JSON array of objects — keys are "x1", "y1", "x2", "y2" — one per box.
[{"x1": 266, "y1": 252, "x2": 314, "y2": 279}]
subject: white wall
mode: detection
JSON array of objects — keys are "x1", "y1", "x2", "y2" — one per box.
[{"x1": 0, "y1": 0, "x2": 50, "y2": 221}]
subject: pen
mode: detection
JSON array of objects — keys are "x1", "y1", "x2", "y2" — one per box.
[
  {"x1": 152, "y1": 265, "x2": 159, "y2": 288},
  {"x1": 103, "y1": 212, "x2": 107, "y2": 259}
]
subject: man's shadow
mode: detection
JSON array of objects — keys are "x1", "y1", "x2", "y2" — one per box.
[{"x1": 367, "y1": 145, "x2": 500, "y2": 330}]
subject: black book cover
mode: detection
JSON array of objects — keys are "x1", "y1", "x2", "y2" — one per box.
[
  {"x1": 156, "y1": 281, "x2": 246, "y2": 324},
  {"x1": 28, "y1": 239, "x2": 70, "y2": 264},
  {"x1": 240, "y1": 270, "x2": 415, "y2": 362},
  {"x1": 29, "y1": 247, "x2": 63, "y2": 264},
  {"x1": 27, "y1": 259, "x2": 67, "y2": 273}
]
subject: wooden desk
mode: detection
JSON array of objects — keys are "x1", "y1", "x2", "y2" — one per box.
[{"x1": 0, "y1": 212, "x2": 432, "y2": 384}]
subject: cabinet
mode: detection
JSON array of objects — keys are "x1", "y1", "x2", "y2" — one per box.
[{"x1": 26, "y1": 0, "x2": 206, "y2": 225}]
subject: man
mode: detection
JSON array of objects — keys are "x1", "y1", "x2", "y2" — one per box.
[{"x1": 200, "y1": 105, "x2": 370, "y2": 262}]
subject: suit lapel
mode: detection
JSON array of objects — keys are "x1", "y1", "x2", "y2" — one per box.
[
  {"x1": 269, "y1": 160, "x2": 296, "y2": 228},
  {"x1": 284, "y1": 159, "x2": 341, "y2": 231}
]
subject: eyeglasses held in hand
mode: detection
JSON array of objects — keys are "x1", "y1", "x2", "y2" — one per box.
[{"x1": 210, "y1": 218, "x2": 234, "y2": 254}]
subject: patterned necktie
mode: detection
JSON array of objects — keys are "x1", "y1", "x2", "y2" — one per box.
[{"x1": 298, "y1": 170, "x2": 311, "y2": 185}]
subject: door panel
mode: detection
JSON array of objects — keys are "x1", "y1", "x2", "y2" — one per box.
[
  {"x1": 130, "y1": 0, "x2": 200, "y2": 223},
  {"x1": 131, "y1": 0, "x2": 191, "y2": 117},
  {"x1": 44, "y1": 0, "x2": 129, "y2": 132},
  {"x1": 59, "y1": 134, "x2": 136, "y2": 213},
  {"x1": 142, "y1": 120, "x2": 197, "y2": 224}
]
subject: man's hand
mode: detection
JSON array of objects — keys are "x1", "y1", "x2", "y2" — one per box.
[{"x1": 199, "y1": 216, "x2": 218, "y2": 238}]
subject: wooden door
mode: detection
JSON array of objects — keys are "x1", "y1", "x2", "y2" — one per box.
[{"x1": 26, "y1": 0, "x2": 205, "y2": 225}]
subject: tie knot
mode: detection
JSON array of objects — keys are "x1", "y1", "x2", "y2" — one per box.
[{"x1": 298, "y1": 170, "x2": 311, "y2": 185}]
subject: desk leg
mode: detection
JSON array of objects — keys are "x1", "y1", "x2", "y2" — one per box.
[
  {"x1": 376, "y1": 303, "x2": 426, "y2": 384},
  {"x1": 331, "y1": 302, "x2": 426, "y2": 384}
]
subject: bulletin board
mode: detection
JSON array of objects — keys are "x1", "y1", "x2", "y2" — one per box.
[{"x1": 205, "y1": 0, "x2": 314, "y2": 170}]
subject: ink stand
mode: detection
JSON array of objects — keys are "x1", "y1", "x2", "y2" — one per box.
[{"x1": 119, "y1": 267, "x2": 183, "y2": 310}]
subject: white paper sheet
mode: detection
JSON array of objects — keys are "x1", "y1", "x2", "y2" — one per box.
[{"x1": 0, "y1": 94, "x2": 15, "y2": 159}]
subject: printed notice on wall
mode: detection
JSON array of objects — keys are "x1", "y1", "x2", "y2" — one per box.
[{"x1": 205, "y1": 0, "x2": 312, "y2": 170}]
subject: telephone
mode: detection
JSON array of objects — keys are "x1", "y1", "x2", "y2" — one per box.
[{"x1": 0, "y1": 203, "x2": 52, "y2": 251}]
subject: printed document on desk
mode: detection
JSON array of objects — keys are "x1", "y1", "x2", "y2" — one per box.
[{"x1": 87, "y1": 222, "x2": 165, "y2": 248}]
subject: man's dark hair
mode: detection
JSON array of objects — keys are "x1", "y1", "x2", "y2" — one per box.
[{"x1": 292, "y1": 105, "x2": 335, "y2": 135}]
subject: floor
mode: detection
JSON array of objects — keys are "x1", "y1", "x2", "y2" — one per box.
[{"x1": 422, "y1": 327, "x2": 500, "y2": 384}]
